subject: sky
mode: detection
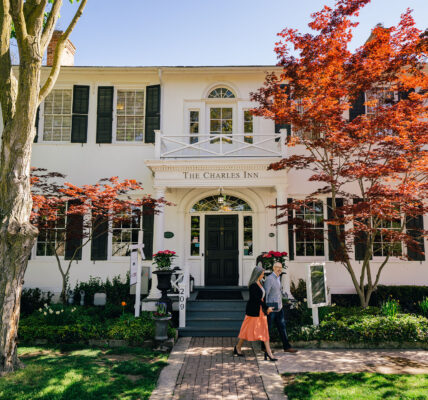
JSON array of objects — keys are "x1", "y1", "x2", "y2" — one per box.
[{"x1": 55, "y1": 0, "x2": 428, "y2": 67}]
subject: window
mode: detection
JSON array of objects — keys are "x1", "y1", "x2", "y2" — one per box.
[
  {"x1": 208, "y1": 87, "x2": 235, "y2": 99},
  {"x1": 373, "y1": 218, "x2": 402, "y2": 257},
  {"x1": 112, "y1": 206, "x2": 153, "y2": 259},
  {"x1": 190, "y1": 216, "x2": 200, "y2": 256},
  {"x1": 189, "y1": 110, "x2": 199, "y2": 144},
  {"x1": 243, "y1": 216, "x2": 253, "y2": 256},
  {"x1": 190, "y1": 195, "x2": 252, "y2": 213},
  {"x1": 295, "y1": 201, "x2": 325, "y2": 256},
  {"x1": 116, "y1": 90, "x2": 145, "y2": 142},
  {"x1": 210, "y1": 107, "x2": 232, "y2": 143},
  {"x1": 36, "y1": 205, "x2": 66, "y2": 256},
  {"x1": 365, "y1": 89, "x2": 397, "y2": 115},
  {"x1": 43, "y1": 89, "x2": 72, "y2": 141},
  {"x1": 243, "y1": 110, "x2": 253, "y2": 144}
]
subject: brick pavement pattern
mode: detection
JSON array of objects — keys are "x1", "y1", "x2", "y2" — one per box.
[{"x1": 173, "y1": 337, "x2": 269, "y2": 400}]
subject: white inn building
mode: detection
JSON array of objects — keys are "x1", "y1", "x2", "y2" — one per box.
[{"x1": 1, "y1": 37, "x2": 426, "y2": 335}]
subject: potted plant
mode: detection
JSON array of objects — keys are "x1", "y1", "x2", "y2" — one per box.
[
  {"x1": 260, "y1": 251, "x2": 288, "y2": 273},
  {"x1": 152, "y1": 250, "x2": 177, "y2": 311},
  {"x1": 152, "y1": 302, "x2": 172, "y2": 341}
]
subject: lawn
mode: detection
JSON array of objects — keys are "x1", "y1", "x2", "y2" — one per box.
[
  {"x1": 284, "y1": 372, "x2": 428, "y2": 400},
  {"x1": 0, "y1": 345, "x2": 168, "y2": 400}
]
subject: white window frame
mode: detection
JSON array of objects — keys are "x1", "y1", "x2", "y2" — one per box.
[
  {"x1": 35, "y1": 202, "x2": 68, "y2": 258},
  {"x1": 39, "y1": 86, "x2": 73, "y2": 144},
  {"x1": 365, "y1": 89, "x2": 398, "y2": 115},
  {"x1": 112, "y1": 86, "x2": 147, "y2": 144},
  {"x1": 292, "y1": 199, "x2": 327, "y2": 261},
  {"x1": 188, "y1": 108, "x2": 200, "y2": 144}
]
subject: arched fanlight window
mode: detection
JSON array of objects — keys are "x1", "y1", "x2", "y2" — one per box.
[
  {"x1": 190, "y1": 195, "x2": 252, "y2": 212},
  {"x1": 208, "y1": 87, "x2": 235, "y2": 99}
]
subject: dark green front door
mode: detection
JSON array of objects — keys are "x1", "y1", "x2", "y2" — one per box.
[{"x1": 205, "y1": 215, "x2": 239, "y2": 286}]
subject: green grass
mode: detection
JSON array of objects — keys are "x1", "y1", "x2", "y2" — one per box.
[
  {"x1": 0, "y1": 346, "x2": 168, "y2": 400},
  {"x1": 284, "y1": 372, "x2": 428, "y2": 400}
]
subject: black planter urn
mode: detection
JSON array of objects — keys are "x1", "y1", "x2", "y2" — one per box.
[{"x1": 153, "y1": 270, "x2": 173, "y2": 313}]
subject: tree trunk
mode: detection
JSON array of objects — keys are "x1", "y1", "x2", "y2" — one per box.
[{"x1": 0, "y1": 55, "x2": 41, "y2": 373}]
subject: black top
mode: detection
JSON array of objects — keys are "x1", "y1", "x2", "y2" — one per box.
[{"x1": 245, "y1": 283, "x2": 268, "y2": 317}]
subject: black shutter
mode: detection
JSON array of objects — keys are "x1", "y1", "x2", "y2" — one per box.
[
  {"x1": 142, "y1": 206, "x2": 154, "y2": 260},
  {"x1": 90, "y1": 215, "x2": 109, "y2": 260},
  {"x1": 96, "y1": 86, "x2": 114, "y2": 143},
  {"x1": 275, "y1": 123, "x2": 291, "y2": 140},
  {"x1": 406, "y1": 214, "x2": 425, "y2": 261},
  {"x1": 398, "y1": 89, "x2": 414, "y2": 101},
  {"x1": 34, "y1": 106, "x2": 40, "y2": 143},
  {"x1": 145, "y1": 84, "x2": 160, "y2": 144},
  {"x1": 349, "y1": 91, "x2": 366, "y2": 121},
  {"x1": 71, "y1": 85, "x2": 89, "y2": 143},
  {"x1": 353, "y1": 198, "x2": 372, "y2": 261},
  {"x1": 327, "y1": 198, "x2": 344, "y2": 261},
  {"x1": 287, "y1": 198, "x2": 294, "y2": 260},
  {"x1": 65, "y1": 201, "x2": 83, "y2": 260}
]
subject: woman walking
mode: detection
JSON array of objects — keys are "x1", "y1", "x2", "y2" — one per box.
[{"x1": 234, "y1": 266, "x2": 277, "y2": 361}]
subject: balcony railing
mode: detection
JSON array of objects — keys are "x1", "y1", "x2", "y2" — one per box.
[{"x1": 154, "y1": 130, "x2": 288, "y2": 159}]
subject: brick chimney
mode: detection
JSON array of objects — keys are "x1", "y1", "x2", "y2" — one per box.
[{"x1": 46, "y1": 30, "x2": 76, "y2": 67}]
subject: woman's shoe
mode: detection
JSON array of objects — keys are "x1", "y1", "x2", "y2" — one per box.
[
  {"x1": 233, "y1": 346, "x2": 244, "y2": 357},
  {"x1": 264, "y1": 352, "x2": 278, "y2": 362}
]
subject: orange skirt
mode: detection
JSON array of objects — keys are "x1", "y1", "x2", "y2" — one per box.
[{"x1": 238, "y1": 306, "x2": 269, "y2": 342}]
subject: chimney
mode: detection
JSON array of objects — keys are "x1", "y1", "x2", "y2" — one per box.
[{"x1": 46, "y1": 30, "x2": 76, "y2": 67}]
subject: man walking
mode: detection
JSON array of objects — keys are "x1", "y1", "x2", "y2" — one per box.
[{"x1": 263, "y1": 261, "x2": 298, "y2": 353}]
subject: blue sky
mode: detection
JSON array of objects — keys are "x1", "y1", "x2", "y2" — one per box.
[{"x1": 57, "y1": 0, "x2": 427, "y2": 66}]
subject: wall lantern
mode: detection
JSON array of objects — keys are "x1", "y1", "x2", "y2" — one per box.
[{"x1": 218, "y1": 188, "x2": 225, "y2": 204}]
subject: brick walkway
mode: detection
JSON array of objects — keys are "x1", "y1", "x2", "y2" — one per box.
[{"x1": 173, "y1": 337, "x2": 268, "y2": 400}]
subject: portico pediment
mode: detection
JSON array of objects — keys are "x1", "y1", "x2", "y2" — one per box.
[{"x1": 145, "y1": 158, "x2": 287, "y2": 188}]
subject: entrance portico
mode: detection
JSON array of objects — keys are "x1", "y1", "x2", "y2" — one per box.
[{"x1": 144, "y1": 158, "x2": 288, "y2": 304}]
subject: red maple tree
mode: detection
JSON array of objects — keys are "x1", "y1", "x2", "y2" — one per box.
[
  {"x1": 31, "y1": 168, "x2": 165, "y2": 303},
  {"x1": 252, "y1": 0, "x2": 428, "y2": 306}
]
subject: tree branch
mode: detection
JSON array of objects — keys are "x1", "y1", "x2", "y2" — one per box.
[
  {"x1": 0, "y1": 0, "x2": 17, "y2": 125},
  {"x1": 9, "y1": 0, "x2": 27, "y2": 44},
  {"x1": 39, "y1": 0, "x2": 87, "y2": 103},
  {"x1": 40, "y1": 0, "x2": 62, "y2": 51}
]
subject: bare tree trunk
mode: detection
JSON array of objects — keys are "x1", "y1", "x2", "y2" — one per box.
[{"x1": 0, "y1": 56, "x2": 41, "y2": 373}]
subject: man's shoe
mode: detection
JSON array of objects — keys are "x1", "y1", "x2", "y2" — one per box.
[{"x1": 284, "y1": 348, "x2": 298, "y2": 353}]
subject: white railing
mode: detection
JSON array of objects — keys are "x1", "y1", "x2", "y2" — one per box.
[
  {"x1": 154, "y1": 130, "x2": 288, "y2": 159},
  {"x1": 170, "y1": 264, "x2": 190, "y2": 328}
]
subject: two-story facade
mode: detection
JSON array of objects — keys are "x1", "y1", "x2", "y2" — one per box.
[{"x1": 2, "y1": 46, "x2": 426, "y2": 314}]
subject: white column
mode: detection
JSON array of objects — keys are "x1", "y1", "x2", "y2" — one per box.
[
  {"x1": 275, "y1": 184, "x2": 293, "y2": 298},
  {"x1": 146, "y1": 186, "x2": 166, "y2": 300}
]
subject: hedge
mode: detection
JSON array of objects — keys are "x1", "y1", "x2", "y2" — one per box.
[
  {"x1": 288, "y1": 312, "x2": 428, "y2": 344},
  {"x1": 18, "y1": 309, "x2": 176, "y2": 344}
]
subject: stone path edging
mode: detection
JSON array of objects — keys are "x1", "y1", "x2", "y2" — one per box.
[
  {"x1": 150, "y1": 337, "x2": 191, "y2": 400},
  {"x1": 252, "y1": 343, "x2": 288, "y2": 400}
]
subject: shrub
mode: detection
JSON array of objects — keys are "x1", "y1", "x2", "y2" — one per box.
[
  {"x1": 289, "y1": 308, "x2": 428, "y2": 343},
  {"x1": 419, "y1": 297, "x2": 428, "y2": 317},
  {"x1": 73, "y1": 274, "x2": 134, "y2": 311},
  {"x1": 370, "y1": 285, "x2": 428, "y2": 313},
  {"x1": 20, "y1": 288, "x2": 53, "y2": 316},
  {"x1": 290, "y1": 279, "x2": 307, "y2": 302},
  {"x1": 107, "y1": 313, "x2": 155, "y2": 343}
]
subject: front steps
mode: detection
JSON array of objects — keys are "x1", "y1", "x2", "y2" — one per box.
[{"x1": 178, "y1": 286, "x2": 247, "y2": 337}]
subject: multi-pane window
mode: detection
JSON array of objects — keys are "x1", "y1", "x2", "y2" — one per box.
[
  {"x1": 295, "y1": 201, "x2": 325, "y2": 256},
  {"x1": 208, "y1": 87, "x2": 235, "y2": 98},
  {"x1": 243, "y1": 216, "x2": 253, "y2": 256},
  {"x1": 116, "y1": 90, "x2": 145, "y2": 142},
  {"x1": 190, "y1": 216, "x2": 200, "y2": 256},
  {"x1": 112, "y1": 207, "x2": 141, "y2": 256},
  {"x1": 43, "y1": 89, "x2": 72, "y2": 141},
  {"x1": 373, "y1": 218, "x2": 402, "y2": 257},
  {"x1": 210, "y1": 107, "x2": 232, "y2": 143},
  {"x1": 365, "y1": 90, "x2": 397, "y2": 115},
  {"x1": 36, "y1": 205, "x2": 66, "y2": 256},
  {"x1": 112, "y1": 206, "x2": 153, "y2": 259},
  {"x1": 189, "y1": 110, "x2": 199, "y2": 144},
  {"x1": 243, "y1": 110, "x2": 253, "y2": 144}
]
